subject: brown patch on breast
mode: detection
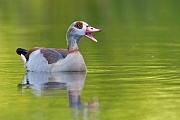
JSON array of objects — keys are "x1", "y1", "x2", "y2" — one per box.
[
  {"x1": 25, "y1": 47, "x2": 40, "y2": 60},
  {"x1": 40, "y1": 48, "x2": 63, "y2": 64},
  {"x1": 68, "y1": 48, "x2": 79, "y2": 54}
]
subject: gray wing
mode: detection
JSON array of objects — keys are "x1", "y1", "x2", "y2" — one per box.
[{"x1": 40, "y1": 48, "x2": 64, "y2": 64}]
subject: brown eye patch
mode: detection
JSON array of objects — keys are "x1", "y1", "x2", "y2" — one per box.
[{"x1": 74, "y1": 22, "x2": 83, "y2": 29}]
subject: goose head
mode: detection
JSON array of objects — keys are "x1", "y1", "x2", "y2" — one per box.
[{"x1": 66, "y1": 21, "x2": 101, "y2": 46}]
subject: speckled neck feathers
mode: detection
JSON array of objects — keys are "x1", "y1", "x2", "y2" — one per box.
[{"x1": 66, "y1": 30, "x2": 81, "y2": 53}]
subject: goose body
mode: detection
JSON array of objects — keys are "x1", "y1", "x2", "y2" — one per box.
[{"x1": 16, "y1": 21, "x2": 101, "y2": 72}]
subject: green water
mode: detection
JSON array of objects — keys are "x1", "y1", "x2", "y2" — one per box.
[{"x1": 1, "y1": 0, "x2": 180, "y2": 120}]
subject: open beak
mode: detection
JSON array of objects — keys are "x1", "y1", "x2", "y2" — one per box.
[{"x1": 84, "y1": 26, "x2": 101, "y2": 42}]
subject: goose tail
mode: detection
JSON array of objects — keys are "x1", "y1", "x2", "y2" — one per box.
[{"x1": 16, "y1": 48, "x2": 28, "y2": 63}]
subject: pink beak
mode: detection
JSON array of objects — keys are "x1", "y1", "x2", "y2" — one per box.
[{"x1": 84, "y1": 26, "x2": 101, "y2": 42}]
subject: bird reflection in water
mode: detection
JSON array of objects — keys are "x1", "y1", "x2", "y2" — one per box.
[{"x1": 18, "y1": 72, "x2": 100, "y2": 119}]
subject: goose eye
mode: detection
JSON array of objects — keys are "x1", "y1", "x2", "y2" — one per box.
[{"x1": 75, "y1": 22, "x2": 83, "y2": 29}]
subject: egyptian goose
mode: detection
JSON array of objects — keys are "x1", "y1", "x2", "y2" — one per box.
[{"x1": 16, "y1": 21, "x2": 101, "y2": 72}]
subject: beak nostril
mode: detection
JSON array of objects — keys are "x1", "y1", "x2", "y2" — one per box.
[{"x1": 91, "y1": 28, "x2": 93, "y2": 30}]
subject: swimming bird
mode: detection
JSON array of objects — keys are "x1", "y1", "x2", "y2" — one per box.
[{"x1": 16, "y1": 21, "x2": 101, "y2": 72}]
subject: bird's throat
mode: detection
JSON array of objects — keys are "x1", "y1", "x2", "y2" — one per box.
[{"x1": 67, "y1": 39, "x2": 79, "y2": 53}]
